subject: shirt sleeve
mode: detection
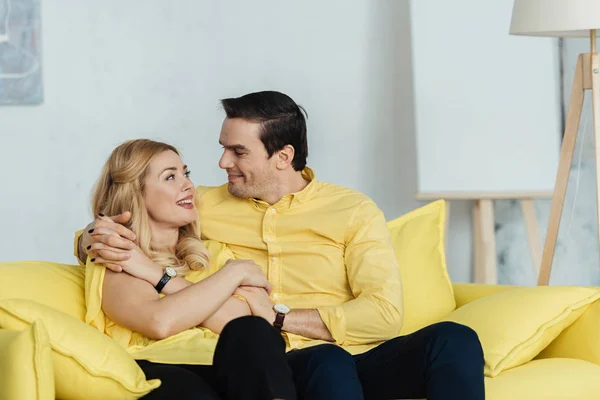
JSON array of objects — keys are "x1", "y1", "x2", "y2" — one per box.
[
  {"x1": 316, "y1": 200, "x2": 403, "y2": 345},
  {"x1": 73, "y1": 229, "x2": 85, "y2": 266}
]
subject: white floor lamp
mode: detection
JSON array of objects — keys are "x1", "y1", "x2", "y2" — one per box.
[{"x1": 510, "y1": 0, "x2": 600, "y2": 285}]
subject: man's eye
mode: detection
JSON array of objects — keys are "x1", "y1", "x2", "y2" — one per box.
[{"x1": 235, "y1": 151, "x2": 244, "y2": 157}]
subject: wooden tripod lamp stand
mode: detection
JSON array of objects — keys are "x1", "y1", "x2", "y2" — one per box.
[{"x1": 510, "y1": 0, "x2": 600, "y2": 285}]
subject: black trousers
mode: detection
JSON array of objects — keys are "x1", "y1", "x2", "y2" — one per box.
[{"x1": 138, "y1": 316, "x2": 484, "y2": 400}]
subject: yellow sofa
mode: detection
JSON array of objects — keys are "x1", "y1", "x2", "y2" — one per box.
[
  {"x1": 1, "y1": 200, "x2": 600, "y2": 399},
  {"x1": 1, "y1": 261, "x2": 600, "y2": 400}
]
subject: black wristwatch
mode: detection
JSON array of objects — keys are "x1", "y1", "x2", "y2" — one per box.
[{"x1": 155, "y1": 267, "x2": 177, "y2": 293}]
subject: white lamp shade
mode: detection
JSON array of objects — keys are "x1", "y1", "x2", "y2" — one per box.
[{"x1": 510, "y1": 0, "x2": 600, "y2": 37}]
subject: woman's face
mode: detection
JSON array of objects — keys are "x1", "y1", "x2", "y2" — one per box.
[{"x1": 143, "y1": 150, "x2": 197, "y2": 230}]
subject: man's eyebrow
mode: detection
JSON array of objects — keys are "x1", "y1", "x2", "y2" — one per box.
[{"x1": 219, "y1": 141, "x2": 248, "y2": 151}]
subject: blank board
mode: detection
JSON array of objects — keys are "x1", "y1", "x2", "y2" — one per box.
[{"x1": 410, "y1": 0, "x2": 562, "y2": 198}]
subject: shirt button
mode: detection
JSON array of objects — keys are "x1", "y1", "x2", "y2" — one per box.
[
  {"x1": 293, "y1": 342, "x2": 301, "y2": 349},
  {"x1": 271, "y1": 257, "x2": 277, "y2": 262},
  {"x1": 292, "y1": 203, "x2": 297, "y2": 207},
  {"x1": 270, "y1": 208, "x2": 277, "y2": 214},
  {"x1": 272, "y1": 293, "x2": 279, "y2": 300}
]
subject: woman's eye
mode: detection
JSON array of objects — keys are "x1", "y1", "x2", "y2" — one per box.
[
  {"x1": 185, "y1": 170, "x2": 192, "y2": 178},
  {"x1": 166, "y1": 174, "x2": 175, "y2": 181}
]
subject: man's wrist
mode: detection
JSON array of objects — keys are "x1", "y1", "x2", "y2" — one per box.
[{"x1": 273, "y1": 304, "x2": 292, "y2": 330}]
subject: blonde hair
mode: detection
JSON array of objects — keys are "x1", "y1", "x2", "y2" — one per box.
[{"x1": 91, "y1": 139, "x2": 209, "y2": 275}]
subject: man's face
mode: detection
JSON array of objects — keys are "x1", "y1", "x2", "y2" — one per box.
[{"x1": 218, "y1": 118, "x2": 278, "y2": 199}]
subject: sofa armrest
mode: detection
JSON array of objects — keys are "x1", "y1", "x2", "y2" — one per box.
[
  {"x1": 537, "y1": 296, "x2": 600, "y2": 365},
  {"x1": 452, "y1": 283, "x2": 517, "y2": 308}
]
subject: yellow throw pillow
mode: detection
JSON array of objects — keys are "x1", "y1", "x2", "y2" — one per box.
[
  {"x1": 387, "y1": 200, "x2": 456, "y2": 335},
  {"x1": 0, "y1": 261, "x2": 86, "y2": 320},
  {"x1": 443, "y1": 286, "x2": 600, "y2": 377},
  {"x1": 0, "y1": 299, "x2": 160, "y2": 400},
  {"x1": 0, "y1": 321, "x2": 54, "y2": 400},
  {"x1": 537, "y1": 295, "x2": 600, "y2": 366}
]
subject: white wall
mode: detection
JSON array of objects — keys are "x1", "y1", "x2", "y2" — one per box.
[
  {"x1": 410, "y1": 0, "x2": 561, "y2": 195},
  {"x1": 5, "y1": 0, "x2": 554, "y2": 284},
  {"x1": 1, "y1": 1, "x2": 434, "y2": 272}
]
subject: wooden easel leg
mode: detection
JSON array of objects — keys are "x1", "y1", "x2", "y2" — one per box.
[
  {"x1": 473, "y1": 199, "x2": 497, "y2": 284},
  {"x1": 591, "y1": 53, "x2": 600, "y2": 271},
  {"x1": 538, "y1": 55, "x2": 586, "y2": 286},
  {"x1": 521, "y1": 199, "x2": 542, "y2": 281},
  {"x1": 473, "y1": 200, "x2": 482, "y2": 283}
]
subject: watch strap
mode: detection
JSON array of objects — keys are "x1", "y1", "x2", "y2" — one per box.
[
  {"x1": 273, "y1": 312, "x2": 286, "y2": 330},
  {"x1": 155, "y1": 272, "x2": 172, "y2": 293}
]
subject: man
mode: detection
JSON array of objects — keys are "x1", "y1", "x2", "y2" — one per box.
[{"x1": 77, "y1": 91, "x2": 484, "y2": 399}]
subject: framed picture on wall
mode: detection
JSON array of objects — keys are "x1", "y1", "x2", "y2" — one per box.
[{"x1": 0, "y1": 0, "x2": 43, "y2": 105}]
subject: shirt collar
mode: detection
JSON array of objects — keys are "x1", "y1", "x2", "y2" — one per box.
[
  {"x1": 249, "y1": 167, "x2": 318, "y2": 210},
  {"x1": 292, "y1": 167, "x2": 317, "y2": 205}
]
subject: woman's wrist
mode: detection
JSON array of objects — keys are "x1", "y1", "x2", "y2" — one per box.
[
  {"x1": 222, "y1": 263, "x2": 244, "y2": 287},
  {"x1": 134, "y1": 259, "x2": 164, "y2": 287}
]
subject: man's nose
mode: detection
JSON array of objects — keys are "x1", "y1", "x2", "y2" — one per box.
[{"x1": 219, "y1": 151, "x2": 232, "y2": 169}]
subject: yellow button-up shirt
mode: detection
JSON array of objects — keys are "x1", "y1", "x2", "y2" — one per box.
[{"x1": 197, "y1": 167, "x2": 403, "y2": 354}]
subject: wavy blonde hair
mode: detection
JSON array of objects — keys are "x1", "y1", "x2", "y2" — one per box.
[{"x1": 91, "y1": 139, "x2": 209, "y2": 275}]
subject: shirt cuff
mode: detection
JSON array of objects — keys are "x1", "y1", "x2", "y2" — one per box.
[{"x1": 316, "y1": 305, "x2": 347, "y2": 345}]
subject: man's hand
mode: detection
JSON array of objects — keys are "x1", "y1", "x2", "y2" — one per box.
[
  {"x1": 80, "y1": 212, "x2": 137, "y2": 272},
  {"x1": 93, "y1": 241, "x2": 155, "y2": 281},
  {"x1": 234, "y1": 286, "x2": 276, "y2": 325}
]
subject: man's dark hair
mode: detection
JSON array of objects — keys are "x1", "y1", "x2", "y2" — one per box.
[{"x1": 220, "y1": 91, "x2": 308, "y2": 171}]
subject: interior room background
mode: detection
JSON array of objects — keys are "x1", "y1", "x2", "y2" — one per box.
[{"x1": 1, "y1": 0, "x2": 598, "y2": 286}]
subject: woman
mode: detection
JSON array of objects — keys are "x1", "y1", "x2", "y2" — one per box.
[{"x1": 84, "y1": 139, "x2": 295, "y2": 400}]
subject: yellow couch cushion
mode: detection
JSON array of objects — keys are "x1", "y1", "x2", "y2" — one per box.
[
  {"x1": 444, "y1": 286, "x2": 600, "y2": 377},
  {"x1": 485, "y1": 358, "x2": 600, "y2": 400},
  {"x1": 387, "y1": 200, "x2": 456, "y2": 335},
  {"x1": 0, "y1": 321, "x2": 54, "y2": 400},
  {"x1": 0, "y1": 261, "x2": 86, "y2": 320},
  {"x1": 0, "y1": 298, "x2": 160, "y2": 400},
  {"x1": 538, "y1": 295, "x2": 600, "y2": 366},
  {"x1": 452, "y1": 283, "x2": 516, "y2": 308}
]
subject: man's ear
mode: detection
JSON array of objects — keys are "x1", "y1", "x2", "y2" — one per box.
[{"x1": 276, "y1": 145, "x2": 295, "y2": 170}]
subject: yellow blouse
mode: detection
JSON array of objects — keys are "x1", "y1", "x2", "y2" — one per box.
[{"x1": 84, "y1": 240, "x2": 232, "y2": 365}]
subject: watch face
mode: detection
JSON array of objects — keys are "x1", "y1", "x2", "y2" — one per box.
[
  {"x1": 274, "y1": 304, "x2": 290, "y2": 314},
  {"x1": 165, "y1": 267, "x2": 177, "y2": 278}
]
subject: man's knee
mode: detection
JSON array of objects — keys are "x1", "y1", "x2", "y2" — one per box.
[
  {"x1": 293, "y1": 345, "x2": 362, "y2": 400},
  {"x1": 304, "y1": 344, "x2": 355, "y2": 372},
  {"x1": 429, "y1": 322, "x2": 483, "y2": 362}
]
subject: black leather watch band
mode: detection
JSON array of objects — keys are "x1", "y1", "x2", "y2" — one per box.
[{"x1": 155, "y1": 273, "x2": 172, "y2": 293}]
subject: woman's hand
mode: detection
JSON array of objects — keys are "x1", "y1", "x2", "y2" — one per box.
[
  {"x1": 223, "y1": 259, "x2": 272, "y2": 293},
  {"x1": 234, "y1": 287, "x2": 276, "y2": 325}
]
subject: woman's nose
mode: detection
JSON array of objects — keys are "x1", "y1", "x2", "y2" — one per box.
[{"x1": 182, "y1": 179, "x2": 193, "y2": 192}]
